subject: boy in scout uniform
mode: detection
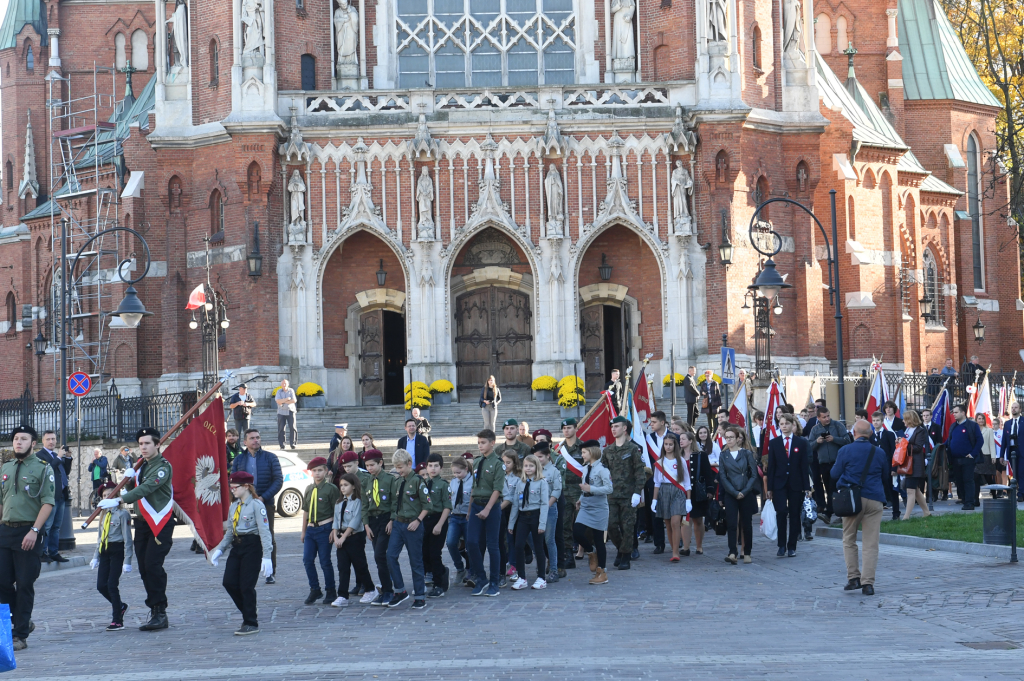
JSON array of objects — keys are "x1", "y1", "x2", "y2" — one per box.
[
  {"x1": 466, "y1": 429, "x2": 505, "y2": 597},
  {"x1": 361, "y1": 449, "x2": 397, "y2": 606},
  {"x1": 603, "y1": 416, "x2": 646, "y2": 571},
  {"x1": 386, "y1": 448, "x2": 432, "y2": 610},
  {"x1": 300, "y1": 457, "x2": 341, "y2": 606},
  {"x1": 0, "y1": 425, "x2": 55, "y2": 651},
  {"x1": 99, "y1": 427, "x2": 174, "y2": 632},
  {"x1": 422, "y1": 453, "x2": 452, "y2": 597},
  {"x1": 495, "y1": 419, "x2": 531, "y2": 461},
  {"x1": 557, "y1": 418, "x2": 583, "y2": 569}
]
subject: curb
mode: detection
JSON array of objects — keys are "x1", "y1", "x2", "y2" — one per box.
[
  {"x1": 814, "y1": 526, "x2": 1013, "y2": 558},
  {"x1": 40, "y1": 555, "x2": 88, "y2": 573}
]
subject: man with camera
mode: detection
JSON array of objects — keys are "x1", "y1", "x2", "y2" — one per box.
[{"x1": 808, "y1": 407, "x2": 850, "y2": 524}]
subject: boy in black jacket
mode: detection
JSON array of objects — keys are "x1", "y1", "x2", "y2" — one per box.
[{"x1": 871, "y1": 412, "x2": 899, "y2": 520}]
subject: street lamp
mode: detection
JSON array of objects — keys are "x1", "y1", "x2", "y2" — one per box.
[
  {"x1": 598, "y1": 253, "x2": 613, "y2": 281},
  {"x1": 973, "y1": 316, "x2": 986, "y2": 342},
  {"x1": 34, "y1": 331, "x2": 46, "y2": 356},
  {"x1": 194, "y1": 236, "x2": 228, "y2": 391},
  {"x1": 247, "y1": 220, "x2": 263, "y2": 277},
  {"x1": 376, "y1": 259, "x2": 388, "y2": 287},
  {"x1": 919, "y1": 294, "x2": 934, "y2": 321}
]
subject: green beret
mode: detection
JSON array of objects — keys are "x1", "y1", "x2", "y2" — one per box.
[
  {"x1": 502, "y1": 419, "x2": 518, "y2": 427},
  {"x1": 561, "y1": 418, "x2": 577, "y2": 427}
]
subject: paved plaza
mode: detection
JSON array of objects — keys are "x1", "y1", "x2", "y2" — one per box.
[{"x1": 11, "y1": 513, "x2": 1024, "y2": 680}]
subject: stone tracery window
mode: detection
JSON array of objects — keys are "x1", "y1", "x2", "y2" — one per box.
[
  {"x1": 922, "y1": 249, "x2": 945, "y2": 328},
  {"x1": 396, "y1": 0, "x2": 577, "y2": 88}
]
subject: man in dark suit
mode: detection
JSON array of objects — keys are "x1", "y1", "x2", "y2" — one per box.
[
  {"x1": 36, "y1": 430, "x2": 70, "y2": 564},
  {"x1": 604, "y1": 369, "x2": 624, "y2": 414},
  {"x1": 765, "y1": 413, "x2": 812, "y2": 557},
  {"x1": 699, "y1": 371, "x2": 723, "y2": 432},
  {"x1": 398, "y1": 418, "x2": 430, "y2": 468},
  {"x1": 870, "y1": 412, "x2": 899, "y2": 520},
  {"x1": 1000, "y1": 402, "x2": 1023, "y2": 501},
  {"x1": 683, "y1": 366, "x2": 700, "y2": 425}
]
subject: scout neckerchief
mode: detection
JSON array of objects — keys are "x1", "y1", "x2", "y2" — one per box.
[
  {"x1": 309, "y1": 484, "x2": 319, "y2": 524},
  {"x1": 100, "y1": 510, "x2": 113, "y2": 551},
  {"x1": 339, "y1": 498, "x2": 348, "y2": 525},
  {"x1": 371, "y1": 477, "x2": 381, "y2": 507},
  {"x1": 396, "y1": 478, "x2": 407, "y2": 513},
  {"x1": 232, "y1": 501, "x2": 243, "y2": 536},
  {"x1": 520, "y1": 478, "x2": 531, "y2": 509}
]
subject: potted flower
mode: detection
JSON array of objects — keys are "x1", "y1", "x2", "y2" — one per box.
[
  {"x1": 662, "y1": 372, "x2": 684, "y2": 400},
  {"x1": 429, "y1": 379, "x2": 454, "y2": 405},
  {"x1": 557, "y1": 379, "x2": 586, "y2": 419},
  {"x1": 294, "y1": 382, "x2": 327, "y2": 408},
  {"x1": 531, "y1": 375, "x2": 557, "y2": 402},
  {"x1": 404, "y1": 382, "x2": 432, "y2": 418}
]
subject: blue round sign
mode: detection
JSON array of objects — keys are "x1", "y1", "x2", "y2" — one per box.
[{"x1": 68, "y1": 372, "x2": 92, "y2": 396}]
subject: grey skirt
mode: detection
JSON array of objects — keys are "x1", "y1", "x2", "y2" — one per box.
[{"x1": 656, "y1": 483, "x2": 688, "y2": 518}]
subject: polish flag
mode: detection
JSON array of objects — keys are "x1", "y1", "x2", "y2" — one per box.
[
  {"x1": 969, "y1": 372, "x2": 993, "y2": 428},
  {"x1": 185, "y1": 283, "x2": 207, "y2": 310},
  {"x1": 558, "y1": 443, "x2": 586, "y2": 478},
  {"x1": 761, "y1": 379, "x2": 784, "y2": 460},
  {"x1": 864, "y1": 366, "x2": 890, "y2": 418},
  {"x1": 728, "y1": 381, "x2": 748, "y2": 429}
]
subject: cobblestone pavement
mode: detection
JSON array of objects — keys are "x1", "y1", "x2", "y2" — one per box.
[{"x1": 11, "y1": 513, "x2": 1024, "y2": 680}]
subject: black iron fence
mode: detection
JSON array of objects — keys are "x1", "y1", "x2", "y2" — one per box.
[
  {"x1": 0, "y1": 383, "x2": 195, "y2": 443},
  {"x1": 843, "y1": 371, "x2": 1022, "y2": 415}
]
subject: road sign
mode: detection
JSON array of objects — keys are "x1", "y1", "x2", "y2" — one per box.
[
  {"x1": 720, "y1": 347, "x2": 736, "y2": 385},
  {"x1": 68, "y1": 371, "x2": 92, "y2": 396}
]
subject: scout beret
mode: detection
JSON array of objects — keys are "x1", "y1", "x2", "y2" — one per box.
[
  {"x1": 229, "y1": 471, "x2": 254, "y2": 485},
  {"x1": 561, "y1": 418, "x2": 577, "y2": 427},
  {"x1": 135, "y1": 427, "x2": 161, "y2": 443},
  {"x1": 307, "y1": 456, "x2": 329, "y2": 470},
  {"x1": 462, "y1": 451, "x2": 474, "y2": 460},
  {"x1": 362, "y1": 448, "x2": 383, "y2": 462},
  {"x1": 532, "y1": 429, "x2": 552, "y2": 441},
  {"x1": 531, "y1": 441, "x2": 551, "y2": 455},
  {"x1": 415, "y1": 461, "x2": 427, "y2": 472},
  {"x1": 10, "y1": 424, "x2": 37, "y2": 441},
  {"x1": 340, "y1": 451, "x2": 358, "y2": 464},
  {"x1": 96, "y1": 480, "x2": 118, "y2": 495},
  {"x1": 581, "y1": 440, "x2": 602, "y2": 449},
  {"x1": 502, "y1": 418, "x2": 518, "y2": 427}
]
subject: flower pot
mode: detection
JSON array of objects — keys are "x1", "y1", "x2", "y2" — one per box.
[
  {"x1": 561, "y1": 406, "x2": 583, "y2": 419},
  {"x1": 662, "y1": 385, "x2": 681, "y2": 401},
  {"x1": 432, "y1": 392, "x2": 452, "y2": 406},
  {"x1": 297, "y1": 395, "x2": 326, "y2": 409},
  {"x1": 534, "y1": 389, "x2": 554, "y2": 402}
]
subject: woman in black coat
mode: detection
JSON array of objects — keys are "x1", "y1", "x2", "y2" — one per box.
[{"x1": 900, "y1": 410, "x2": 932, "y2": 519}]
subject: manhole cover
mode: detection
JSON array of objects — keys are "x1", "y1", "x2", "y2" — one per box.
[{"x1": 959, "y1": 641, "x2": 1019, "y2": 650}]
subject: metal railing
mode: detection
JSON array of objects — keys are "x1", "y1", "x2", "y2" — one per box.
[{"x1": 841, "y1": 371, "x2": 1022, "y2": 414}]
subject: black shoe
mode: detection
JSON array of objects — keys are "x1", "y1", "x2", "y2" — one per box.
[
  {"x1": 630, "y1": 548, "x2": 640, "y2": 560},
  {"x1": 411, "y1": 599, "x2": 426, "y2": 609},
  {"x1": 427, "y1": 586, "x2": 445, "y2": 598},
  {"x1": 961, "y1": 504, "x2": 975, "y2": 511},
  {"x1": 787, "y1": 550, "x2": 796, "y2": 557},
  {"x1": 644, "y1": 535, "x2": 654, "y2": 544},
  {"x1": 652, "y1": 546, "x2": 665, "y2": 555},
  {"x1": 139, "y1": 606, "x2": 168, "y2": 631},
  {"x1": 105, "y1": 621, "x2": 125, "y2": 631},
  {"x1": 564, "y1": 556, "x2": 576, "y2": 569},
  {"x1": 41, "y1": 554, "x2": 53, "y2": 564},
  {"x1": 804, "y1": 533, "x2": 813, "y2": 541},
  {"x1": 120, "y1": 603, "x2": 128, "y2": 620},
  {"x1": 680, "y1": 549, "x2": 690, "y2": 556},
  {"x1": 618, "y1": 558, "x2": 631, "y2": 570},
  {"x1": 613, "y1": 553, "x2": 622, "y2": 567},
  {"x1": 861, "y1": 584, "x2": 875, "y2": 596},
  {"x1": 777, "y1": 547, "x2": 786, "y2": 557},
  {"x1": 235, "y1": 624, "x2": 261, "y2": 635},
  {"x1": 51, "y1": 553, "x2": 69, "y2": 563},
  {"x1": 265, "y1": 575, "x2": 276, "y2": 585},
  {"x1": 322, "y1": 588, "x2": 337, "y2": 606},
  {"x1": 304, "y1": 588, "x2": 323, "y2": 606},
  {"x1": 844, "y1": 578, "x2": 862, "y2": 591},
  {"x1": 387, "y1": 592, "x2": 410, "y2": 608}
]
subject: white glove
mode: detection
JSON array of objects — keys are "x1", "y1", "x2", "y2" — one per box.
[
  {"x1": 122, "y1": 564, "x2": 132, "y2": 574},
  {"x1": 97, "y1": 498, "x2": 121, "y2": 510},
  {"x1": 651, "y1": 499, "x2": 658, "y2": 513},
  {"x1": 261, "y1": 558, "x2": 273, "y2": 578},
  {"x1": 630, "y1": 493, "x2": 642, "y2": 508},
  {"x1": 685, "y1": 499, "x2": 693, "y2": 514},
  {"x1": 210, "y1": 549, "x2": 223, "y2": 567},
  {"x1": 122, "y1": 467, "x2": 137, "y2": 479},
  {"x1": 89, "y1": 558, "x2": 99, "y2": 570}
]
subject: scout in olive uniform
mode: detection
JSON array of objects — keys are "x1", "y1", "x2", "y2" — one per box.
[
  {"x1": 209, "y1": 471, "x2": 274, "y2": 635},
  {"x1": 99, "y1": 427, "x2": 174, "y2": 632},
  {"x1": 467, "y1": 429, "x2": 505, "y2": 596},
  {"x1": 361, "y1": 449, "x2": 397, "y2": 606},
  {"x1": 300, "y1": 457, "x2": 341, "y2": 606},
  {"x1": 422, "y1": 453, "x2": 453, "y2": 597},
  {"x1": 495, "y1": 419, "x2": 532, "y2": 461},
  {"x1": 0, "y1": 425, "x2": 55, "y2": 651},
  {"x1": 386, "y1": 448, "x2": 433, "y2": 609},
  {"x1": 90, "y1": 481, "x2": 134, "y2": 631},
  {"x1": 603, "y1": 416, "x2": 647, "y2": 570},
  {"x1": 557, "y1": 418, "x2": 584, "y2": 569}
]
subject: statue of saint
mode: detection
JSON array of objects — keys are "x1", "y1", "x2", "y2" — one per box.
[
  {"x1": 671, "y1": 161, "x2": 693, "y2": 233},
  {"x1": 782, "y1": 0, "x2": 806, "y2": 67},
  {"x1": 708, "y1": 0, "x2": 728, "y2": 43},
  {"x1": 334, "y1": 0, "x2": 359, "y2": 82},
  {"x1": 288, "y1": 170, "x2": 306, "y2": 228},
  {"x1": 241, "y1": 0, "x2": 266, "y2": 68},
  {"x1": 166, "y1": 0, "x2": 189, "y2": 70},
  {"x1": 416, "y1": 167, "x2": 434, "y2": 240},
  {"x1": 611, "y1": 0, "x2": 635, "y2": 65},
  {"x1": 544, "y1": 164, "x2": 564, "y2": 236}
]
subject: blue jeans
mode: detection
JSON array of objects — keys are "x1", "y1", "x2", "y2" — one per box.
[
  {"x1": 467, "y1": 501, "x2": 501, "y2": 587},
  {"x1": 445, "y1": 515, "x2": 469, "y2": 571},
  {"x1": 43, "y1": 494, "x2": 65, "y2": 555},
  {"x1": 544, "y1": 503, "x2": 558, "y2": 572},
  {"x1": 386, "y1": 520, "x2": 426, "y2": 598},
  {"x1": 302, "y1": 524, "x2": 335, "y2": 591}
]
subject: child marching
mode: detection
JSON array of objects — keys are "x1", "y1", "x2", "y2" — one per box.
[
  {"x1": 90, "y1": 481, "x2": 133, "y2": 631},
  {"x1": 300, "y1": 457, "x2": 341, "y2": 606},
  {"x1": 574, "y1": 441, "x2": 614, "y2": 585},
  {"x1": 507, "y1": 454, "x2": 550, "y2": 590},
  {"x1": 330, "y1": 473, "x2": 376, "y2": 606}
]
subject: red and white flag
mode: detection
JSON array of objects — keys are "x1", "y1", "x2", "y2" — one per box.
[
  {"x1": 968, "y1": 372, "x2": 993, "y2": 428},
  {"x1": 558, "y1": 443, "x2": 587, "y2": 478},
  {"x1": 163, "y1": 397, "x2": 230, "y2": 556},
  {"x1": 576, "y1": 391, "x2": 617, "y2": 449},
  {"x1": 864, "y1": 365, "x2": 890, "y2": 418},
  {"x1": 728, "y1": 381, "x2": 748, "y2": 429},
  {"x1": 761, "y1": 380, "x2": 784, "y2": 460},
  {"x1": 185, "y1": 283, "x2": 207, "y2": 311}
]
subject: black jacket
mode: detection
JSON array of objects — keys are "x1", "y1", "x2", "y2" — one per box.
[
  {"x1": 699, "y1": 380, "x2": 722, "y2": 414},
  {"x1": 683, "y1": 375, "x2": 700, "y2": 404},
  {"x1": 765, "y1": 435, "x2": 811, "y2": 492},
  {"x1": 398, "y1": 434, "x2": 430, "y2": 467}
]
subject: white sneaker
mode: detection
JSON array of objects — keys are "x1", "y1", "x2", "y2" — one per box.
[
  {"x1": 330, "y1": 596, "x2": 349, "y2": 607},
  {"x1": 531, "y1": 578, "x2": 547, "y2": 590},
  {"x1": 359, "y1": 589, "x2": 378, "y2": 604},
  {"x1": 511, "y1": 578, "x2": 529, "y2": 590}
]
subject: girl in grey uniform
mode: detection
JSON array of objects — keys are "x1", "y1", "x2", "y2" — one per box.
[
  {"x1": 574, "y1": 441, "x2": 614, "y2": 585},
  {"x1": 90, "y1": 481, "x2": 134, "y2": 631},
  {"x1": 499, "y1": 453, "x2": 521, "y2": 586},
  {"x1": 508, "y1": 455, "x2": 550, "y2": 590},
  {"x1": 210, "y1": 471, "x2": 274, "y2": 635},
  {"x1": 330, "y1": 473, "x2": 375, "y2": 606}
]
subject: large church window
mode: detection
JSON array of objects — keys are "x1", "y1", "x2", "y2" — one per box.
[
  {"x1": 967, "y1": 133, "x2": 984, "y2": 290},
  {"x1": 922, "y1": 249, "x2": 945, "y2": 328}
]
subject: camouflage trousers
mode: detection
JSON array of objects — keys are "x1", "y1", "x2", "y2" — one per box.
[
  {"x1": 562, "y1": 493, "x2": 580, "y2": 561},
  {"x1": 608, "y1": 499, "x2": 637, "y2": 555}
]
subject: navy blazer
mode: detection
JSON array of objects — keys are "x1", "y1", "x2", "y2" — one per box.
[
  {"x1": 1000, "y1": 416, "x2": 1023, "y2": 459},
  {"x1": 871, "y1": 430, "x2": 896, "y2": 461},
  {"x1": 764, "y1": 435, "x2": 811, "y2": 492},
  {"x1": 398, "y1": 434, "x2": 430, "y2": 467}
]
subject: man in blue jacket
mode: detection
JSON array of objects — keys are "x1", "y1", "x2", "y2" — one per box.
[
  {"x1": 231, "y1": 429, "x2": 283, "y2": 582},
  {"x1": 947, "y1": 404, "x2": 983, "y2": 510}
]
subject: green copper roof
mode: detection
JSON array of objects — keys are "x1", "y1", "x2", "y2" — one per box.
[
  {"x1": 898, "y1": 0, "x2": 1000, "y2": 107},
  {"x1": 0, "y1": 0, "x2": 47, "y2": 51},
  {"x1": 815, "y1": 52, "x2": 907, "y2": 151}
]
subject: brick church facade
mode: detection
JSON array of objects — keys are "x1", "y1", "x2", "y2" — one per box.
[{"x1": 0, "y1": 0, "x2": 1019, "y2": 406}]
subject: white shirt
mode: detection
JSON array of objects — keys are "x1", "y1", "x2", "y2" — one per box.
[
  {"x1": 653, "y1": 456, "x2": 691, "y2": 490},
  {"x1": 884, "y1": 415, "x2": 896, "y2": 431}
]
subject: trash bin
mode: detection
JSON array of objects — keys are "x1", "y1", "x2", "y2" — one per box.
[{"x1": 982, "y1": 485, "x2": 1015, "y2": 546}]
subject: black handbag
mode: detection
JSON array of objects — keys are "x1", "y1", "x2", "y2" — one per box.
[
  {"x1": 833, "y1": 444, "x2": 877, "y2": 518},
  {"x1": 691, "y1": 451, "x2": 707, "y2": 502}
]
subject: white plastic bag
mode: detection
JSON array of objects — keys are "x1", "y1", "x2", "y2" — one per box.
[{"x1": 760, "y1": 500, "x2": 778, "y2": 541}]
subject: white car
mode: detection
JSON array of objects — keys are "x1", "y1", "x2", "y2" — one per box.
[{"x1": 271, "y1": 449, "x2": 313, "y2": 518}]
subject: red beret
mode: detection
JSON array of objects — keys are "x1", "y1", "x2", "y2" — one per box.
[
  {"x1": 362, "y1": 448, "x2": 383, "y2": 461},
  {"x1": 415, "y1": 461, "x2": 427, "y2": 472},
  {"x1": 307, "y1": 456, "x2": 329, "y2": 470},
  {"x1": 229, "y1": 471, "x2": 254, "y2": 485},
  {"x1": 462, "y1": 451, "x2": 474, "y2": 460},
  {"x1": 532, "y1": 429, "x2": 552, "y2": 441},
  {"x1": 340, "y1": 451, "x2": 358, "y2": 464}
]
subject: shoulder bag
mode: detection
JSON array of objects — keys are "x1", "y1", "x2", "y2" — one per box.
[
  {"x1": 690, "y1": 451, "x2": 707, "y2": 501},
  {"x1": 833, "y1": 444, "x2": 877, "y2": 517}
]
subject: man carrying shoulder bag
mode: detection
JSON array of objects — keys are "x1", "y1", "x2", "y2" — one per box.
[{"x1": 830, "y1": 420, "x2": 888, "y2": 596}]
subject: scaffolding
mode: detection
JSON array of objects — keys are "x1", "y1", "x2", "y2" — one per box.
[{"x1": 46, "y1": 63, "x2": 131, "y2": 386}]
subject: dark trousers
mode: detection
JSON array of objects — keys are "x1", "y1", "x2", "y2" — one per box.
[
  {"x1": 261, "y1": 495, "x2": 278, "y2": 573},
  {"x1": 0, "y1": 525, "x2": 44, "y2": 639},
  {"x1": 367, "y1": 514, "x2": 394, "y2": 596},
  {"x1": 134, "y1": 517, "x2": 174, "y2": 609},
  {"x1": 302, "y1": 524, "x2": 335, "y2": 591},
  {"x1": 222, "y1": 535, "x2": 261, "y2": 626},
  {"x1": 233, "y1": 415, "x2": 251, "y2": 436},
  {"x1": 467, "y1": 501, "x2": 502, "y2": 587},
  {"x1": 554, "y1": 496, "x2": 565, "y2": 568},
  {"x1": 887, "y1": 475, "x2": 902, "y2": 517},
  {"x1": 573, "y1": 522, "x2": 606, "y2": 569},
  {"x1": 513, "y1": 510, "x2": 545, "y2": 580},
  {"x1": 97, "y1": 542, "x2": 125, "y2": 623},
  {"x1": 336, "y1": 533, "x2": 375, "y2": 597},
  {"x1": 277, "y1": 413, "x2": 297, "y2": 448},
  {"x1": 386, "y1": 520, "x2": 426, "y2": 598},
  {"x1": 422, "y1": 513, "x2": 449, "y2": 590},
  {"x1": 1014, "y1": 453, "x2": 1024, "y2": 499},
  {"x1": 811, "y1": 456, "x2": 836, "y2": 518},
  {"x1": 956, "y1": 457, "x2": 978, "y2": 505},
  {"x1": 685, "y1": 401, "x2": 698, "y2": 425},
  {"x1": 498, "y1": 506, "x2": 512, "y2": 572},
  {"x1": 43, "y1": 494, "x2": 65, "y2": 556},
  {"x1": 637, "y1": 477, "x2": 665, "y2": 549},
  {"x1": 773, "y1": 489, "x2": 803, "y2": 551},
  {"x1": 724, "y1": 494, "x2": 756, "y2": 557}
]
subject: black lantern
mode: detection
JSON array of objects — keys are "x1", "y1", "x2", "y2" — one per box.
[
  {"x1": 919, "y1": 294, "x2": 934, "y2": 320},
  {"x1": 747, "y1": 258, "x2": 792, "y2": 301},
  {"x1": 110, "y1": 285, "x2": 153, "y2": 328},
  {"x1": 33, "y1": 331, "x2": 46, "y2": 356},
  {"x1": 719, "y1": 234, "x2": 733, "y2": 266},
  {"x1": 598, "y1": 253, "x2": 613, "y2": 281},
  {"x1": 973, "y1": 316, "x2": 986, "y2": 342},
  {"x1": 247, "y1": 220, "x2": 263, "y2": 277},
  {"x1": 376, "y1": 259, "x2": 387, "y2": 287}
]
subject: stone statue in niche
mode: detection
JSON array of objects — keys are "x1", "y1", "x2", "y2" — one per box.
[
  {"x1": 416, "y1": 167, "x2": 435, "y2": 240},
  {"x1": 334, "y1": 0, "x2": 359, "y2": 88},
  {"x1": 544, "y1": 164, "x2": 564, "y2": 237},
  {"x1": 287, "y1": 169, "x2": 306, "y2": 244},
  {"x1": 708, "y1": 0, "x2": 728, "y2": 42},
  {"x1": 611, "y1": 0, "x2": 636, "y2": 79},
  {"x1": 797, "y1": 165, "x2": 807, "y2": 193},
  {"x1": 166, "y1": 0, "x2": 189, "y2": 82},
  {"x1": 241, "y1": 0, "x2": 266, "y2": 71},
  {"x1": 782, "y1": 0, "x2": 807, "y2": 69},
  {"x1": 671, "y1": 161, "x2": 693, "y2": 235}
]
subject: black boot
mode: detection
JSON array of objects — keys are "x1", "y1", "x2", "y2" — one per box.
[
  {"x1": 564, "y1": 555, "x2": 576, "y2": 569},
  {"x1": 322, "y1": 588, "x2": 337, "y2": 606},
  {"x1": 304, "y1": 588, "x2": 323, "y2": 605},
  {"x1": 139, "y1": 606, "x2": 168, "y2": 631},
  {"x1": 618, "y1": 557, "x2": 631, "y2": 570},
  {"x1": 613, "y1": 552, "x2": 622, "y2": 567}
]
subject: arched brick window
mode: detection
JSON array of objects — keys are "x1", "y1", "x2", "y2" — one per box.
[
  {"x1": 301, "y1": 54, "x2": 316, "y2": 90},
  {"x1": 815, "y1": 14, "x2": 831, "y2": 55},
  {"x1": 209, "y1": 190, "x2": 224, "y2": 239},
  {"x1": 752, "y1": 25, "x2": 762, "y2": 70},
  {"x1": 5, "y1": 292, "x2": 16, "y2": 329},
  {"x1": 25, "y1": 43, "x2": 33, "y2": 71},
  {"x1": 210, "y1": 39, "x2": 219, "y2": 85},
  {"x1": 115, "y1": 33, "x2": 127, "y2": 69},
  {"x1": 131, "y1": 30, "x2": 149, "y2": 70}
]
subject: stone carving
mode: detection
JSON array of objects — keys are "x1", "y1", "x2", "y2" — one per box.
[
  {"x1": 782, "y1": 0, "x2": 806, "y2": 69},
  {"x1": 335, "y1": 137, "x2": 389, "y2": 238},
  {"x1": 409, "y1": 114, "x2": 438, "y2": 158},
  {"x1": 287, "y1": 170, "x2": 307, "y2": 245},
  {"x1": 18, "y1": 110, "x2": 38, "y2": 199},
  {"x1": 166, "y1": 0, "x2": 189, "y2": 83},
  {"x1": 464, "y1": 135, "x2": 520, "y2": 237},
  {"x1": 540, "y1": 110, "x2": 564, "y2": 156},
  {"x1": 334, "y1": 0, "x2": 359, "y2": 88},
  {"x1": 544, "y1": 164, "x2": 564, "y2": 237},
  {"x1": 708, "y1": 0, "x2": 728, "y2": 42},
  {"x1": 278, "y1": 109, "x2": 310, "y2": 163},
  {"x1": 416, "y1": 167, "x2": 435, "y2": 240},
  {"x1": 241, "y1": 0, "x2": 266, "y2": 71},
  {"x1": 671, "y1": 161, "x2": 693, "y2": 235},
  {"x1": 669, "y1": 106, "x2": 697, "y2": 153},
  {"x1": 611, "y1": 0, "x2": 636, "y2": 78},
  {"x1": 461, "y1": 228, "x2": 521, "y2": 266},
  {"x1": 588, "y1": 133, "x2": 653, "y2": 242}
]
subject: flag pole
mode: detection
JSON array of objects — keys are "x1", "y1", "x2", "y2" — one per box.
[{"x1": 80, "y1": 380, "x2": 225, "y2": 529}]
